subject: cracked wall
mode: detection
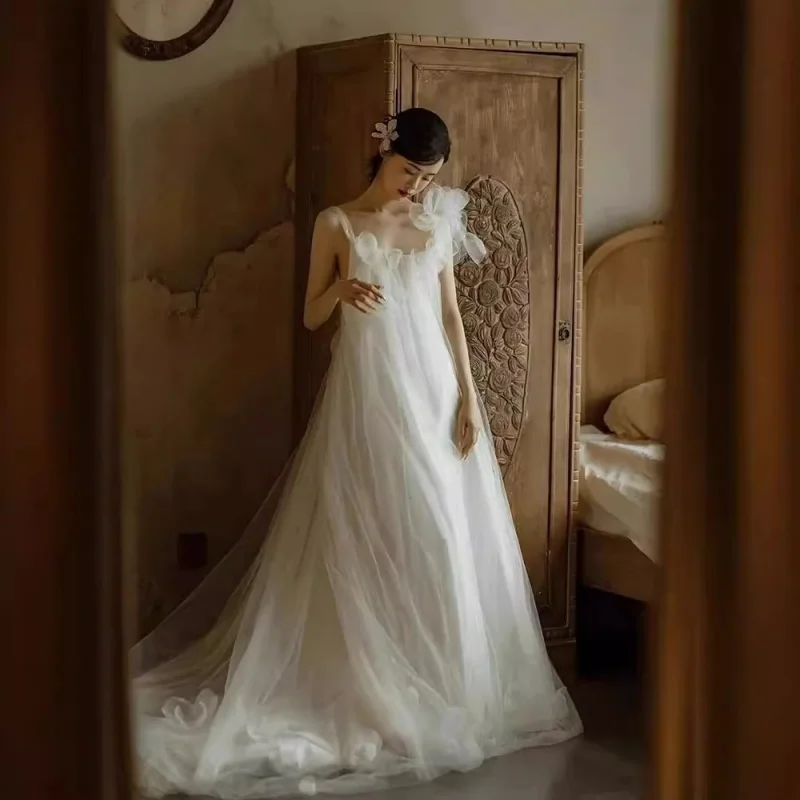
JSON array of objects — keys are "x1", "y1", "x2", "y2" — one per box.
[{"x1": 125, "y1": 224, "x2": 295, "y2": 632}]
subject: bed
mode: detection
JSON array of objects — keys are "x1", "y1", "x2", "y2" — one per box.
[{"x1": 578, "y1": 223, "x2": 667, "y2": 603}]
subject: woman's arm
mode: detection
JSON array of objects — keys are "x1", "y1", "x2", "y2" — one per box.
[
  {"x1": 303, "y1": 210, "x2": 342, "y2": 331},
  {"x1": 440, "y1": 263, "x2": 481, "y2": 457},
  {"x1": 440, "y1": 263, "x2": 476, "y2": 400},
  {"x1": 303, "y1": 210, "x2": 385, "y2": 331}
]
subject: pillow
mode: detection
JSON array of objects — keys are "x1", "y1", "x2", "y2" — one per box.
[{"x1": 604, "y1": 378, "x2": 665, "y2": 441}]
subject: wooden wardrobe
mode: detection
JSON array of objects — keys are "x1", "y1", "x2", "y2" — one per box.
[{"x1": 294, "y1": 34, "x2": 584, "y2": 666}]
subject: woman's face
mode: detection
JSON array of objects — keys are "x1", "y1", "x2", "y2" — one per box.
[{"x1": 378, "y1": 154, "x2": 443, "y2": 200}]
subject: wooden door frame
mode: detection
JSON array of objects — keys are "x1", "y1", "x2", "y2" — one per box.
[{"x1": 0, "y1": 2, "x2": 130, "y2": 799}]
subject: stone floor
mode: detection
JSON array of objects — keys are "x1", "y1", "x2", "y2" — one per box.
[{"x1": 136, "y1": 676, "x2": 646, "y2": 800}]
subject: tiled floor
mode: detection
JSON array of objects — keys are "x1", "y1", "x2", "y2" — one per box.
[{"x1": 135, "y1": 677, "x2": 646, "y2": 800}]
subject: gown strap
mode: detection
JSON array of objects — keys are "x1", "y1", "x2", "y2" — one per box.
[{"x1": 330, "y1": 207, "x2": 357, "y2": 243}]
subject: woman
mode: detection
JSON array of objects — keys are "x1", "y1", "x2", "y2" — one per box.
[{"x1": 132, "y1": 108, "x2": 582, "y2": 799}]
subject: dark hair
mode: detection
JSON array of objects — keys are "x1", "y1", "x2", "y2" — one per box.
[{"x1": 369, "y1": 107, "x2": 451, "y2": 181}]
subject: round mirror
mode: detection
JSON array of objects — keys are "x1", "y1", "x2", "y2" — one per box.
[{"x1": 114, "y1": 0, "x2": 234, "y2": 61}]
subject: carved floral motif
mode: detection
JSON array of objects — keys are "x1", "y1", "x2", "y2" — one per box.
[{"x1": 455, "y1": 177, "x2": 530, "y2": 472}]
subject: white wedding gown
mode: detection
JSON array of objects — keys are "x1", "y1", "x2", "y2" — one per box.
[{"x1": 131, "y1": 187, "x2": 582, "y2": 799}]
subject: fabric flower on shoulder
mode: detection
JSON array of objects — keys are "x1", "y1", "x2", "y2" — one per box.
[{"x1": 412, "y1": 186, "x2": 487, "y2": 265}]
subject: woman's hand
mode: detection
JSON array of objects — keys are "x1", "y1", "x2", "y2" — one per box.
[
  {"x1": 456, "y1": 392, "x2": 481, "y2": 459},
  {"x1": 335, "y1": 279, "x2": 385, "y2": 314}
]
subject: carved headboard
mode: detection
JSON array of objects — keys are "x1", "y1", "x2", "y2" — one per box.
[{"x1": 582, "y1": 223, "x2": 668, "y2": 428}]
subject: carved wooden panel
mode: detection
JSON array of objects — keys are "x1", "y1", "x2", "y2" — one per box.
[{"x1": 456, "y1": 176, "x2": 529, "y2": 474}]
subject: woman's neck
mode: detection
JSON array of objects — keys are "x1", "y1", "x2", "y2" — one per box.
[{"x1": 355, "y1": 183, "x2": 407, "y2": 213}]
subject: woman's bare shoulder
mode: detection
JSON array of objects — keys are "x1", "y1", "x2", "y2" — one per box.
[{"x1": 313, "y1": 206, "x2": 347, "y2": 233}]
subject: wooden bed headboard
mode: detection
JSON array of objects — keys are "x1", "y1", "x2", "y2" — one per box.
[{"x1": 582, "y1": 223, "x2": 668, "y2": 428}]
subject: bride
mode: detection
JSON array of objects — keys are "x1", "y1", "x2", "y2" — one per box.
[{"x1": 131, "y1": 107, "x2": 582, "y2": 799}]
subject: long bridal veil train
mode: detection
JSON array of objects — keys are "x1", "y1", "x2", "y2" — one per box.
[{"x1": 130, "y1": 186, "x2": 582, "y2": 799}]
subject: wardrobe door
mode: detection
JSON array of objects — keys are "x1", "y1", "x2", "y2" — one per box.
[
  {"x1": 398, "y1": 42, "x2": 581, "y2": 641},
  {"x1": 294, "y1": 36, "x2": 395, "y2": 435}
]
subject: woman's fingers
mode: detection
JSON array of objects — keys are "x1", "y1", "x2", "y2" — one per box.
[
  {"x1": 353, "y1": 298, "x2": 375, "y2": 314},
  {"x1": 461, "y1": 422, "x2": 479, "y2": 458},
  {"x1": 341, "y1": 281, "x2": 385, "y2": 313},
  {"x1": 351, "y1": 284, "x2": 385, "y2": 312},
  {"x1": 348, "y1": 287, "x2": 373, "y2": 313},
  {"x1": 355, "y1": 281, "x2": 385, "y2": 303},
  {"x1": 458, "y1": 419, "x2": 474, "y2": 458}
]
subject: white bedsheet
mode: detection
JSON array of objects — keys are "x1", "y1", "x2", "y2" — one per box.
[{"x1": 577, "y1": 425, "x2": 664, "y2": 562}]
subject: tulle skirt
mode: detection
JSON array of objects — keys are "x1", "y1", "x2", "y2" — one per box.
[{"x1": 131, "y1": 269, "x2": 582, "y2": 798}]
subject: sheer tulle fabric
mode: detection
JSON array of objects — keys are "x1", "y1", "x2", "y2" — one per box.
[{"x1": 131, "y1": 186, "x2": 582, "y2": 798}]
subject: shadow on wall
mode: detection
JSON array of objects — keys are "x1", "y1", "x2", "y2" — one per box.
[{"x1": 123, "y1": 52, "x2": 298, "y2": 635}]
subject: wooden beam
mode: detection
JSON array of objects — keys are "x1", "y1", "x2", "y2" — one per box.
[
  {"x1": 652, "y1": 0, "x2": 800, "y2": 796},
  {"x1": 0, "y1": 3, "x2": 130, "y2": 799}
]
